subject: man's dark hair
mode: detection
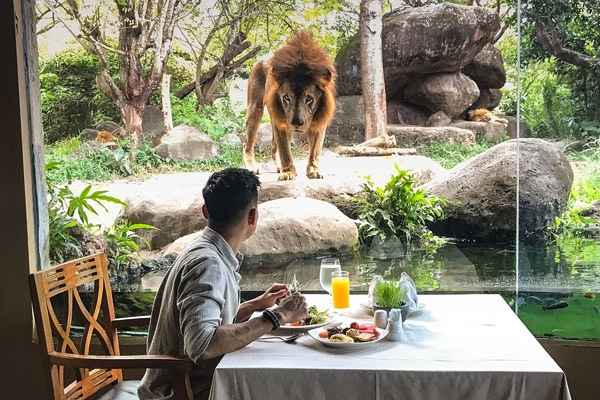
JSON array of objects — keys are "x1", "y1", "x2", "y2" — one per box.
[{"x1": 202, "y1": 168, "x2": 261, "y2": 228}]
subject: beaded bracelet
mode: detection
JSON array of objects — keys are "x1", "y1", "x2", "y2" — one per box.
[{"x1": 262, "y1": 309, "x2": 281, "y2": 330}]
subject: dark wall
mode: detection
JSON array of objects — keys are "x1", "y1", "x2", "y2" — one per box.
[{"x1": 0, "y1": 1, "x2": 47, "y2": 398}]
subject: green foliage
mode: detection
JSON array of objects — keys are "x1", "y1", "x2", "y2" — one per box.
[
  {"x1": 103, "y1": 220, "x2": 157, "y2": 266},
  {"x1": 373, "y1": 280, "x2": 408, "y2": 307},
  {"x1": 40, "y1": 48, "x2": 120, "y2": 144},
  {"x1": 45, "y1": 138, "x2": 166, "y2": 184},
  {"x1": 46, "y1": 159, "x2": 128, "y2": 264},
  {"x1": 520, "y1": 0, "x2": 600, "y2": 135},
  {"x1": 423, "y1": 141, "x2": 496, "y2": 169},
  {"x1": 171, "y1": 96, "x2": 246, "y2": 141},
  {"x1": 46, "y1": 158, "x2": 159, "y2": 267},
  {"x1": 352, "y1": 165, "x2": 447, "y2": 250}
]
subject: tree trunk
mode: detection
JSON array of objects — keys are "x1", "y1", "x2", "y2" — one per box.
[
  {"x1": 162, "y1": 74, "x2": 173, "y2": 134},
  {"x1": 122, "y1": 103, "x2": 145, "y2": 162},
  {"x1": 360, "y1": 0, "x2": 387, "y2": 140}
]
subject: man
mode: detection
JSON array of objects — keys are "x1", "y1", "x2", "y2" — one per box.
[{"x1": 138, "y1": 168, "x2": 308, "y2": 399}]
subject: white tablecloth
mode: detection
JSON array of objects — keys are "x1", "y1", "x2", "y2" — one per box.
[{"x1": 210, "y1": 294, "x2": 571, "y2": 400}]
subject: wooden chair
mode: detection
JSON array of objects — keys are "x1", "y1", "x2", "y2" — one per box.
[{"x1": 29, "y1": 253, "x2": 194, "y2": 400}]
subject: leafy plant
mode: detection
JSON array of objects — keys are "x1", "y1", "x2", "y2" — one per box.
[
  {"x1": 103, "y1": 220, "x2": 157, "y2": 267},
  {"x1": 373, "y1": 280, "x2": 408, "y2": 308},
  {"x1": 352, "y1": 164, "x2": 447, "y2": 251}
]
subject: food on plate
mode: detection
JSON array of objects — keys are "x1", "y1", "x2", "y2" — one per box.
[
  {"x1": 289, "y1": 305, "x2": 330, "y2": 326},
  {"x1": 323, "y1": 322, "x2": 380, "y2": 343},
  {"x1": 329, "y1": 333, "x2": 354, "y2": 343},
  {"x1": 345, "y1": 328, "x2": 360, "y2": 339}
]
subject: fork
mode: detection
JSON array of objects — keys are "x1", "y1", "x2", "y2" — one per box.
[{"x1": 256, "y1": 333, "x2": 304, "y2": 343}]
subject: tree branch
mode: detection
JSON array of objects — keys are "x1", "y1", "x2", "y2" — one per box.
[{"x1": 534, "y1": 17, "x2": 597, "y2": 70}]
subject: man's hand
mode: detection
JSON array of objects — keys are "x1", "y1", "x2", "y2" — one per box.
[
  {"x1": 253, "y1": 283, "x2": 291, "y2": 310},
  {"x1": 273, "y1": 293, "x2": 309, "y2": 325}
]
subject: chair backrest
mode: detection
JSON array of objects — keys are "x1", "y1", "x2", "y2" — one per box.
[{"x1": 29, "y1": 253, "x2": 124, "y2": 400}]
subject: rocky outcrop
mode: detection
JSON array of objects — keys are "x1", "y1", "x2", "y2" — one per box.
[
  {"x1": 79, "y1": 154, "x2": 446, "y2": 251},
  {"x1": 330, "y1": 3, "x2": 506, "y2": 145},
  {"x1": 336, "y1": 4, "x2": 501, "y2": 99},
  {"x1": 422, "y1": 138, "x2": 573, "y2": 243},
  {"x1": 154, "y1": 124, "x2": 219, "y2": 162}
]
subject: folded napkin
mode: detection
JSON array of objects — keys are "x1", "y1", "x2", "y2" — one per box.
[{"x1": 400, "y1": 272, "x2": 419, "y2": 312}]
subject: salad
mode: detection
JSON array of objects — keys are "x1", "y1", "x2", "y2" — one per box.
[{"x1": 290, "y1": 305, "x2": 330, "y2": 326}]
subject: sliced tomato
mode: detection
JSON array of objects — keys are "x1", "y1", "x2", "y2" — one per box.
[
  {"x1": 290, "y1": 321, "x2": 305, "y2": 326},
  {"x1": 318, "y1": 330, "x2": 329, "y2": 338}
]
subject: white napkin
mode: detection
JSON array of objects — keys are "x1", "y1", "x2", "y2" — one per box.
[{"x1": 400, "y1": 272, "x2": 419, "y2": 312}]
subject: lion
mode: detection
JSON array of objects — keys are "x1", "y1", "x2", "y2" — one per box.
[
  {"x1": 467, "y1": 108, "x2": 509, "y2": 126},
  {"x1": 96, "y1": 130, "x2": 120, "y2": 144},
  {"x1": 243, "y1": 30, "x2": 337, "y2": 181}
]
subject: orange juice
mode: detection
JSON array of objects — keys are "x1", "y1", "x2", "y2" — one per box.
[{"x1": 331, "y1": 274, "x2": 350, "y2": 309}]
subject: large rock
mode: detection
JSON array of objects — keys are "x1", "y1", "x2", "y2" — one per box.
[
  {"x1": 423, "y1": 138, "x2": 573, "y2": 243},
  {"x1": 142, "y1": 105, "x2": 167, "y2": 146},
  {"x1": 462, "y1": 43, "x2": 506, "y2": 89},
  {"x1": 387, "y1": 125, "x2": 476, "y2": 147},
  {"x1": 403, "y1": 72, "x2": 480, "y2": 118},
  {"x1": 469, "y1": 88, "x2": 502, "y2": 111},
  {"x1": 241, "y1": 198, "x2": 359, "y2": 268},
  {"x1": 118, "y1": 173, "x2": 209, "y2": 249},
  {"x1": 336, "y1": 4, "x2": 501, "y2": 97},
  {"x1": 154, "y1": 124, "x2": 219, "y2": 162},
  {"x1": 450, "y1": 121, "x2": 505, "y2": 142}
]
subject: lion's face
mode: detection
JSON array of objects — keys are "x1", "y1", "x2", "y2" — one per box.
[{"x1": 276, "y1": 81, "x2": 323, "y2": 133}]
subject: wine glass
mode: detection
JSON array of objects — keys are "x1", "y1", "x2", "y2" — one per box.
[{"x1": 320, "y1": 258, "x2": 341, "y2": 299}]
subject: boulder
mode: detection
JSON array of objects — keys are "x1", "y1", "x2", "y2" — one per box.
[
  {"x1": 505, "y1": 116, "x2": 531, "y2": 139},
  {"x1": 403, "y1": 72, "x2": 480, "y2": 118},
  {"x1": 80, "y1": 128, "x2": 99, "y2": 142},
  {"x1": 327, "y1": 95, "x2": 367, "y2": 146},
  {"x1": 469, "y1": 88, "x2": 502, "y2": 112},
  {"x1": 117, "y1": 173, "x2": 210, "y2": 249},
  {"x1": 425, "y1": 111, "x2": 452, "y2": 127},
  {"x1": 240, "y1": 197, "x2": 359, "y2": 268},
  {"x1": 387, "y1": 125, "x2": 476, "y2": 148},
  {"x1": 450, "y1": 121, "x2": 505, "y2": 142},
  {"x1": 142, "y1": 105, "x2": 167, "y2": 145},
  {"x1": 386, "y1": 99, "x2": 429, "y2": 126},
  {"x1": 462, "y1": 43, "x2": 506, "y2": 89},
  {"x1": 154, "y1": 124, "x2": 219, "y2": 161},
  {"x1": 238, "y1": 123, "x2": 274, "y2": 153},
  {"x1": 423, "y1": 138, "x2": 573, "y2": 243},
  {"x1": 336, "y1": 3, "x2": 501, "y2": 97}
]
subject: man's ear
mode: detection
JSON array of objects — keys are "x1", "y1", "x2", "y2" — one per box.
[
  {"x1": 248, "y1": 207, "x2": 258, "y2": 226},
  {"x1": 202, "y1": 205, "x2": 209, "y2": 219}
]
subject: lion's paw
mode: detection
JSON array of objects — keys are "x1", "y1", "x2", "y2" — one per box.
[
  {"x1": 306, "y1": 170, "x2": 323, "y2": 179},
  {"x1": 278, "y1": 172, "x2": 297, "y2": 181}
]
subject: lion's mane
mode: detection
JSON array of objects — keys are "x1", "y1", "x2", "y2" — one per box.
[{"x1": 265, "y1": 30, "x2": 337, "y2": 132}]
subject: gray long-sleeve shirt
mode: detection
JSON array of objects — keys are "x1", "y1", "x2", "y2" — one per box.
[{"x1": 138, "y1": 227, "x2": 242, "y2": 400}]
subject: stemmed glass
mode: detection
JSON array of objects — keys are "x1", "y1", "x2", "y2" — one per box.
[{"x1": 320, "y1": 258, "x2": 341, "y2": 304}]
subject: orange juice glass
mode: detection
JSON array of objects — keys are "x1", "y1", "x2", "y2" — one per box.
[{"x1": 331, "y1": 271, "x2": 350, "y2": 309}]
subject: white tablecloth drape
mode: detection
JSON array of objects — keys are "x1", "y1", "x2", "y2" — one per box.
[{"x1": 210, "y1": 294, "x2": 572, "y2": 400}]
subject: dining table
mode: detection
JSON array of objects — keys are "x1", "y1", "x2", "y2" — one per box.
[{"x1": 209, "y1": 293, "x2": 572, "y2": 400}]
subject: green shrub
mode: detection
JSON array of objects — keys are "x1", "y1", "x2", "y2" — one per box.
[
  {"x1": 352, "y1": 165, "x2": 447, "y2": 251},
  {"x1": 40, "y1": 48, "x2": 120, "y2": 144}
]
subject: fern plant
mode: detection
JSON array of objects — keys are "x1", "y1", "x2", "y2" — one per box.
[{"x1": 352, "y1": 164, "x2": 447, "y2": 251}]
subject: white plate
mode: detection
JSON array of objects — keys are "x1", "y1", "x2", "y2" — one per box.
[
  {"x1": 276, "y1": 316, "x2": 335, "y2": 332},
  {"x1": 308, "y1": 327, "x2": 388, "y2": 348}
]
